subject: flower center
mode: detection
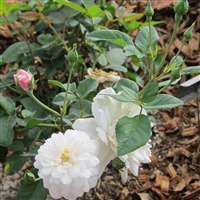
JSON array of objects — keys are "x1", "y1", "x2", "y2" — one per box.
[{"x1": 61, "y1": 148, "x2": 70, "y2": 163}]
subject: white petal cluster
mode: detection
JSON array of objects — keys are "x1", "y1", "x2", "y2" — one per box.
[
  {"x1": 34, "y1": 130, "x2": 99, "y2": 200},
  {"x1": 73, "y1": 87, "x2": 152, "y2": 182}
]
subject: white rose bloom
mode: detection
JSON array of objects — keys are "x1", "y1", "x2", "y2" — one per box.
[
  {"x1": 119, "y1": 142, "x2": 152, "y2": 182},
  {"x1": 73, "y1": 87, "x2": 152, "y2": 182},
  {"x1": 34, "y1": 130, "x2": 100, "y2": 200}
]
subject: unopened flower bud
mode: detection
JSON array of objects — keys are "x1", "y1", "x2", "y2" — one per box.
[
  {"x1": 67, "y1": 44, "x2": 78, "y2": 63},
  {"x1": 14, "y1": 69, "x2": 34, "y2": 92},
  {"x1": 144, "y1": 0, "x2": 154, "y2": 21},
  {"x1": 183, "y1": 22, "x2": 195, "y2": 42},
  {"x1": 174, "y1": 0, "x2": 189, "y2": 16},
  {"x1": 24, "y1": 170, "x2": 36, "y2": 184}
]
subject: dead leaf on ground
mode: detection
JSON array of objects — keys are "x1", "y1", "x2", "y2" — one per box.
[{"x1": 151, "y1": 0, "x2": 177, "y2": 10}]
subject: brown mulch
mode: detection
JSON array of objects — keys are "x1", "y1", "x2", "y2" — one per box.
[{"x1": 0, "y1": 0, "x2": 200, "y2": 200}]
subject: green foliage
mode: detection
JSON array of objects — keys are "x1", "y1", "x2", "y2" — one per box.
[
  {"x1": 143, "y1": 94, "x2": 183, "y2": 110},
  {"x1": 86, "y1": 30, "x2": 134, "y2": 46},
  {"x1": 140, "y1": 82, "x2": 159, "y2": 103},
  {"x1": 17, "y1": 179, "x2": 48, "y2": 200},
  {"x1": 108, "y1": 86, "x2": 139, "y2": 103},
  {"x1": 115, "y1": 78, "x2": 139, "y2": 93},
  {"x1": 116, "y1": 115, "x2": 151, "y2": 156},
  {"x1": 76, "y1": 78, "x2": 98, "y2": 99},
  {"x1": 135, "y1": 26, "x2": 159, "y2": 54},
  {"x1": 4, "y1": 152, "x2": 27, "y2": 175}
]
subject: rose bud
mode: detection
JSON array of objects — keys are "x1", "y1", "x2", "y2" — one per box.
[{"x1": 14, "y1": 69, "x2": 33, "y2": 92}]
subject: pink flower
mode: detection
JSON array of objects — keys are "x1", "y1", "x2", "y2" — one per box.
[{"x1": 14, "y1": 69, "x2": 32, "y2": 91}]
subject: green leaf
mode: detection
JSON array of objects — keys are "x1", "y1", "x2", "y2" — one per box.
[
  {"x1": 116, "y1": 115, "x2": 151, "y2": 156},
  {"x1": 37, "y1": 33, "x2": 56, "y2": 45},
  {"x1": 81, "y1": 0, "x2": 95, "y2": 8},
  {"x1": 87, "y1": 5, "x2": 105, "y2": 17},
  {"x1": 135, "y1": 26, "x2": 159, "y2": 54},
  {"x1": 21, "y1": 109, "x2": 35, "y2": 118},
  {"x1": 4, "y1": 152, "x2": 27, "y2": 175},
  {"x1": 24, "y1": 127, "x2": 42, "y2": 148},
  {"x1": 2, "y1": 41, "x2": 41, "y2": 63},
  {"x1": 115, "y1": 78, "x2": 139, "y2": 93},
  {"x1": 48, "y1": 80, "x2": 64, "y2": 88},
  {"x1": 9, "y1": 140, "x2": 24, "y2": 152},
  {"x1": 55, "y1": 0, "x2": 86, "y2": 14},
  {"x1": 143, "y1": 94, "x2": 183, "y2": 110},
  {"x1": 119, "y1": 13, "x2": 144, "y2": 23},
  {"x1": 158, "y1": 79, "x2": 179, "y2": 87},
  {"x1": 69, "y1": 100, "x2": 92, "y2": 118},
  {"x1": 62, "y1": 82, "x2": 76, "y2": 93},
  {"x1": 123, "y1": 45, "x2": 144, "y2": 59},
  {"x1": 48, "y1": 80, "x2": 77, "y2": 93},
  {"x1": 111, "y1": 157, "x2": 125, "y2": 170},
  {"x1": 25, "y1": 119, "x2": 43, "y2": 129},
  {"x1": 0, "y1": 0, "x2": 8, "y2": 16},
  {"x1": 0, "y1": 0, "x2": 19, "y2": 16},
  {"x1": 76, "y1": 78, "x2": 98, "y2": 99},
  {"x1": 0, "y1": 108, "x2": 16, "y2": 147},
  {"x1": 0, "y1": 71, "x2": 15, "y2": 92},
  {"x1": 105, "y1": 64, "x2": 127, "y2": 72},
  {"x1": 19, "y1": 96, "x2": 47, "y2": 119},
  {"x1": 108, "y1": 86, "x2": 139, "y2": 103},
  {"x1": 52, "y1": 92, "x2": 77, "y2": 106},
  {"x1": 8, "y1": 9, "x2": 19, "y2": 22},
  {"x1": 0, "y1": 95, "x2": 15, "y2": 115},
  {"x1": 21, "y1": 146, "x2": 39, "y2": 157},
  {"x1": 86, "y1": 30, "x2": 134, "y2": 46},
  {"x1": 106, "y1": 48, "x2": 126, "y2": 65},
  {"x1": 5, "y1": 3, "x2": 19, "y2": 15},
  {"x1": 181, "y1": 66, "x2": 200, "y2": 75},
  {"x1": 98, "y1": 54, "x2": 108, "y2": 66},
  {"x1": 141, "y1": 82, "x2": 159, "y2": 103},
  {"x1": 45, "y1": 6, "x2": 79, "y2": 24},
  {"x1": 17, "y1": 179, "x2": 48, "y2": 200}
]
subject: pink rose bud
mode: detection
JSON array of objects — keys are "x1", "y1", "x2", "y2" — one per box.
[{"x1": 14, "y1": 69, "x2": 32, "y2": 91}]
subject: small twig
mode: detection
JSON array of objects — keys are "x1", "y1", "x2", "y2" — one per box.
[{"x1": 23, "y1": 34, "x2": 42, "y2": 83}]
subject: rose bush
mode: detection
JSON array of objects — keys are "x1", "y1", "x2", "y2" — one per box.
[{"x1": 0, "y1": 0, "x2": 198, "y2": 199}]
